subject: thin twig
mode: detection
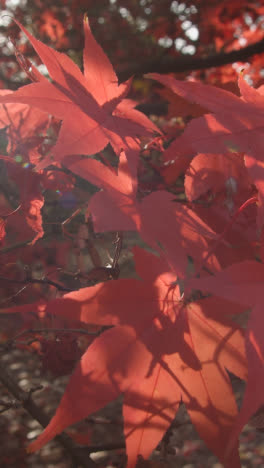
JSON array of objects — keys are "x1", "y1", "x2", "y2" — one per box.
[
  {"x1": 0, "y1": 361, "x2": 97, "y2": 468},
  {"x1": 0, "y1": 239, "x2": 34, "y2": 254},
  {"x1": 0, "y1": 275, "x2": 73, "y2": 292}
]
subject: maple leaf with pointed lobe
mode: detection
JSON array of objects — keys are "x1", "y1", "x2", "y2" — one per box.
[
  {"x1": 188, "y1": 260, "x2": 264, "y2": 456},
  {"x1": 2, "y1": 248, "x2": 247, "y2": 468},
  {"x1": 146, "y1": 73, "x2": 264, "y2": 226},
  {"x1": 0, "y1": 17, "x2": 159, "y2": 176}
]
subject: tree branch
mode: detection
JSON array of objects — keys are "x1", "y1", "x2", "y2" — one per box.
[
  {"x1": 117, "y1": 37, "x2": 264, "y2": 81},
  {"x1": 1, "y1": 37, "x2": 264, "y2": 90}
]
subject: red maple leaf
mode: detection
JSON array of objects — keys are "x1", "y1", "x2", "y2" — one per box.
[
  {"x1": 146, "y1": 73, "x2": 264, "y2": 226},
  {"x1": 188, "y1": 260, "x2": 264, "y2": 456},
  {"x1": 0, "y1": 18, "x2": 159, "y2": 178},
  {"x1": 2, "y1": 248, "x2": 247, "y2": 467}
]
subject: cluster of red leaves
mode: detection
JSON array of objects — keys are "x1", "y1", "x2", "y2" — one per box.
[{"x1": 0, "y1": 14, "x2": 264, "y2": 468}]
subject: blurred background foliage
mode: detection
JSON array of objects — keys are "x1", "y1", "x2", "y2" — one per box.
[{"x1": 0, "y1": 0, "x2": 264, "y2": 90}]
